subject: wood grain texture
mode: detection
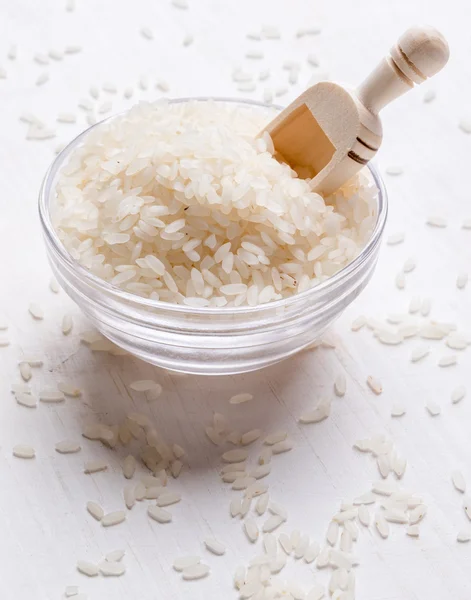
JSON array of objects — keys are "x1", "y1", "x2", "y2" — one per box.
[{"x1": 0, "y1": 0, "x2": 470, "y2": 599}]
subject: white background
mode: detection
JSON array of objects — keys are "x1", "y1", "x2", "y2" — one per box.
[{"x1": 1, "y1": 0, "x2": 471, "y2": 598}]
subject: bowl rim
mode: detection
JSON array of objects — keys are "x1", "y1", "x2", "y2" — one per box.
[{"x1": 38, "y1": 96, "x2": 388, "y2": 316}]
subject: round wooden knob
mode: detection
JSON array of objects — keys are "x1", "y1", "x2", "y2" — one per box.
[{"x1": 391, "y1": 26, "x2": 450, "y2": 84}]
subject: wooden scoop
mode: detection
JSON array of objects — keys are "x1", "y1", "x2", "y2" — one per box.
[{"x1": 263, "y1": 26, "x2": 449, "y2": 195}]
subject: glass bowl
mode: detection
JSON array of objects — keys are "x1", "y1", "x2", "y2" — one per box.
[{"x1": 38, "y1": 98, "x2": 388, "y2": 375}]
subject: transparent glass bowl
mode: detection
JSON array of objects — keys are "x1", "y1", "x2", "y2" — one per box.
[{"x1": 38, "y1": 98, "x2": 388, "y2": 375}]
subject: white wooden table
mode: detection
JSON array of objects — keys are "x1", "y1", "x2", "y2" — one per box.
[{"x1": 1, "y1": 0, "x2": 470, "y2": 598}]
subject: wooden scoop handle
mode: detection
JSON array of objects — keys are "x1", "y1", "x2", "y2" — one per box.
[{"x1": 356, "y1": 26, "x2": 449, "y2": 114}]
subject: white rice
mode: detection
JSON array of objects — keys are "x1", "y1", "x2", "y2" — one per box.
[
  {"x1": 172, "y1": 0, "x2": 188, "y2": 8},
  {"x1": 101, "y1": 510, "x2": 126, "y2": 527},
  {"x1": 451, "y1": 385, "x2": 466, "y2": 404},
  {"x1": 86, "y1": 501, "x2": 104, "y2": 521},
  {"x1": 261, "y1": 26, "x2": 280, "y2": 39},
  {"x1": 452, "y1": 470, "x2": 466, "y2": 493},
  {"x1": 16, "y1": 392, "x2": 37, "y2": 408},
  {"x1": 294, "y1": 534, "x2": 309, "y2": 559},
  {"x1": 307, "y1": 53, "x2": 320, "y2": 67},
  {"x1": 426, "y1": 216, "x2": 447, "y2": 227},
  {"x1": 251, "y1": 464, "x2": 271, "y2": 479},
  {"x1": 7, "y1": 44, "x2": 17, "y2": 60},
  {"x1": 204, "y1": 537, "x2": 226, "y2": 555},
  {"x1": 76, "y1": 560, "x2": 99, "y2": 577},
  {"x1": 232, "y1": 476, "x2": 256, "y2": 490},
  {"x1": 28, "y1": 303, "x2": 44, "y2": 319},
  {"x1": 464, "y1": 497, "x2": 471, "y2": 521},
  {"x1": 334, "y1": 374, "x2": 346, "y2": 397},
  {"x1": 157, "y1": 492, "x2": 181, "y2": 507},
  {"x1": 19, "y1": 363, "x2": 32, "y2": 381},
  {"x1": 65, "y1": 586, "x2": 79, "y2": 597},
  {"x1": 263, "y1": 89, "x2": 274, "y2": 104},
  {"x1": 351, "y1": 315, "x2": 366, "y2": 331},
  {"x1": 263, "y1": 431, "x2": 287, "y2": 445},
  {"x1": 65, "y1": 45, "x2": 82, "y2": 54},
  {"x1": 124, "y1": 484, "x2": 136, "y2": 509},
  {"x1": 358, "y1": 505, "x2": 370, "y2": 526},
  {"x1": 304, "y1": 542, "x2": 320, "y2": 563},
  {"x1": 98, "y1": 101, "x2": 112, "y2": 114},
  {"x1": 423, "y1": 89, "x2": 436, "y2": 103},
  {"x1": 407, "y1": 525, "x2": 420, "y2": 537},
  {"x1": 385, "y1": 165, "x2": 403, "y2": 176},
  {"x1": 62, "y1": 314, "x2": 73, "y2": 334},
  {"x1": 246, "y1": 51, "x2": 264, "y2": 59},
  {"x1": 130, "y1": 379, "x2": 161, "y2": 392},
  {"x1": 182, "y1": 564, "x2": 210, "y2": 580},
  {"x1": 58, "y1": 382, "x2": 82, "y2": 397},
  {"x1": 409, "y1": 505, "x2": 427, "y2": 524},
  {"x1": 296, "y1": 26, "x2": 322, "y2": 37},
  {"x1": 230, "y1": 498, "x2": 241, "y2": 518},
  {"x1": 326, "y1": 521, "x2": 339, "y2": 546},
  {"x1": 438, "y1": 355, "x2": 457, "y2": 367},
  {"x1": 459, "y1": 119, "x2": 471, "y2": 134},
  {"x1": 174, "y1": 556, "x2": 200, "y2": 571},
  {"x1": 36, "y1": 72, "x2": 49, "y2": 86},
  {"x1": 105, "y1": 550, "x2": 125, "y2": 562},
  {"x1": 367, "y1": 376, "x2": 382, "y2": 395},
  {"x1": 299, "y1": 400, "x2": 330, "y2": 424},
  {"x1": 39, "y1": 389, "x2": 65, "y2": 403},
  {"x1": 156, "y1": 79, "x2": 170, "y2": 92},
  {"x1": 56, "y1": 440, "x2": 81, "y2": 454},
  {"x1": 255, "y1": 493, "x2": 269, "y2": 515},
  {"x1": 372, "y1": 480, "x2": 397, "y2": 496},
  {"x1": 122, "y1": 454, "x2": 136, "y2": 479},
  {"x1": 140, "y1": 27, "x2": 153, "y2": 40},
  {"x1": 421, "y1": 298, "x2": 432, "y2": 316},
  {"x1": 271, "y1": 440, "x2": 293, "y2": 454},
  {"x1": 392, "y1": 455, "x2": 407, "y2": 479},
  {"x1": 395, "y1": 272, "x2": 405, "y2": 289},
  {"x1": 375, "y1": 513, "x2": 389, "y2": 538},
  {"x1": 403, "y1": 257, "x2": 416, "y2": 272},
  {"x1": 275, "y1": 86, "x2": 288, "y2": 97},
  {"x1": 148, "y1": 505, "x2": 172, "y2": 523},
  {"x1": 11, "y1": 383, "x2": 31, "y2": 394},
  {"x1": 99, "y1": 561, "x2": 125, "y2": 576},
  {"x1": 34, "y1": 53, "x2": 49, "y2": 65},
  {"x1": 206, "y1": 427, "x2": 222, "y2": 446},
  {"x1": 84, "y1": 459, "x2": 108, "y2": 474},
  {"x1": 391, "y1": 403, "x2": 406, "y2": 417},
  {"x1": 52, "y1": 101, "x2": 377, "y2": 308},
  {"x1": 278, "y1": 532, "x2": 292, "y2": 555},
  {"x1": 411, "y1": 345, "x2": 430, "y2": 362},
  {"x1": 241, "y1": 429, "x2": 262, "y2": 445},
  {"x1": 457, "y1": 273, "x2": 468, "y2": 289},
  {"x1": 229, "y1": 393, "x2": 253, "y2": 404},
  {"x1": 244, "y1": 518, "x2": 259, "y2": 542},
  {"x1": 13, "y1": 444, "x2": 35, "y2": 459},
  {"x1": 102, "y1": 82, "x2": 117, "y2": 94},
  {"x1": 57, "y1": 113, "x2": 76, "y2": 124},
  {"x1": 316, "y1": 547, "x2": 330, "y2": 568},
  {"x1": 457, "y1": 530, "x2": 471, "y2": 543}
]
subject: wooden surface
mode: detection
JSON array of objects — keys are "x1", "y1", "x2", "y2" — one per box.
[{"x1": 0, "y1": 0, "x2": 471, "y2": 598}]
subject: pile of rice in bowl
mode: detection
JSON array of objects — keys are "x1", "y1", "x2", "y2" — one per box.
[{"x1": 52, "y1": 100, "x2": 378, "y2": 308}]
